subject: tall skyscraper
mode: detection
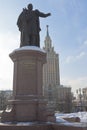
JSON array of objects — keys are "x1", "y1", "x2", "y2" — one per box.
[
  {"x1": 43, "y1": 25, "x2": 60, "y2": 86},
  {"x1": 43, "y1": 25, "x2": 60, "y2": 108},
  {"x1": 43, "y1": 26, "x2": 72, "y2": 111}
]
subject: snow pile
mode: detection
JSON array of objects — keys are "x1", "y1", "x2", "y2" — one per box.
[
  {"x1": 76, "y1": 112, "x2": 87, "y2": 122},
  {"x1": 55, "y1": 111, "x2": 87, "y2": 123}
]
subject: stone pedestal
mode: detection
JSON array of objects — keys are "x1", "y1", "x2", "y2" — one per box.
[{"x1": 1, "y1": 46, "x2": 48, "y2": 122}]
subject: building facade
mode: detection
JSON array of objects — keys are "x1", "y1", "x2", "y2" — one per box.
[
  {"x1": 82, "y1": 87, "x2": 87, "y2": 110},
  {"x1": 43, "y1": 25, "x2": 60, "y2": 109},
  {"x1": 43, "y1": 26, "x2": 72, "y2": 111},
  {"x1": 57, "y1": 85, "x2": 72, "y2": 112},
  {"x1": 73, "y1": 87, "x2": 87, "y2": 111}
]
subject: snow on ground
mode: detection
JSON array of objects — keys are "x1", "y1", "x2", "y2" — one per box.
[
  {"x1": 0, "y1": 111, "x2": 87, "y2": 127},
  {"x1": 55, "y1": 111, "x2": 87, "y2": 127},
  {"x1": 55, "y1": 111, "x2": 87, "y2": 123}
]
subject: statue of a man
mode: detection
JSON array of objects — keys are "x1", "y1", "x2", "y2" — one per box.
[{"x1": 17, "y1": 3, "x2": 51, "y2": 47}]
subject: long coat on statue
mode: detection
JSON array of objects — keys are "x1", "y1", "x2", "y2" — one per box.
[{"x1": 17, "y1": 9, "x2": 50, "y2": 47}]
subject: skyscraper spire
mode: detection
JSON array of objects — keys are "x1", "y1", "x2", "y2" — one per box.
[
  {"x1": 44, "y1": 25, "x2": 52, "y2": 50},
  {"x1": 46, "y1": 25, "x2": 49, "y2": 37}
]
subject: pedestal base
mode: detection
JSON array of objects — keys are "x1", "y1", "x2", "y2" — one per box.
[
  {"x1": 0, "y1": 123, "x2": 51, "y2": 130},
  {"x1": 1, "y1": 99, "x2": 47, "y2": 122},
  {"x1": 1, "y1": 46, "x2": 56, "y2": 123}
]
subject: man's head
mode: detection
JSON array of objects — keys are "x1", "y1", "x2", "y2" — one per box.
[{"x1": 27, "y1": 3, "x2": 33, "y2": 10}]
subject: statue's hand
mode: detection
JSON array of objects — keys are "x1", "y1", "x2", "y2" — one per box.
[{"x1": 48, "y1": 13, "x2": 51, "y2": 16}]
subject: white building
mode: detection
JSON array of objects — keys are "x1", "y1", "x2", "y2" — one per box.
[{"x1": 43, "y1": 26, "x2": 72, "y2": 111}]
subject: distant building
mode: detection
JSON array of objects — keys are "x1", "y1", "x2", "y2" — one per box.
[
  {"x1": 73, "y1": 87, "x2": 87, "y2": 111},
  {"x1": 83, "y1": 87, "x2": 87, "y2": 100},
  {"x1": 57, "y1": 85, "x2": 72, "y2": 112},
  {"x1": 43, "y1": 25, "x2": 60, "y2": 87},
  {"x1": 0, "y1": 90, "x2": 12, "y2": 110},
  {"x1": 82, "y1": 87, "x2": 87, "y2": 111},
  {"x1": 43, "y1": 26, "x2": 72, "y2": 111},
  {"x1": 43, "y1": 25, "x2": 60, "y2": 109}
]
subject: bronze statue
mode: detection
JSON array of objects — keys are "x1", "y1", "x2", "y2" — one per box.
[{"x1": 17, "y1": 3, "x2": 51, "y2": 47}]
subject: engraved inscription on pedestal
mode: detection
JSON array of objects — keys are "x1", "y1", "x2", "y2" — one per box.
[{"x1": 17, "y1": 60, "x2": 37, "y2": 95}]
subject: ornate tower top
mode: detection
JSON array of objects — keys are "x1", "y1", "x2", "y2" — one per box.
[
  {"x1": 46, "y1": 25, "x2": 49, "y2": 37},
  {"x1": 44, "y1": 25, "x2": 52, "y2": 51}
]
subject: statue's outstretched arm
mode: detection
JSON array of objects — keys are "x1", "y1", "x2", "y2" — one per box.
[{"x1": 36, "y1": 10, "x2": 51, "y2": 18}]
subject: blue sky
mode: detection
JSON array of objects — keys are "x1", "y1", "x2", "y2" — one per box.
[{"x1": 0, "y1": 0, "x2": 87, "y2": 93}]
